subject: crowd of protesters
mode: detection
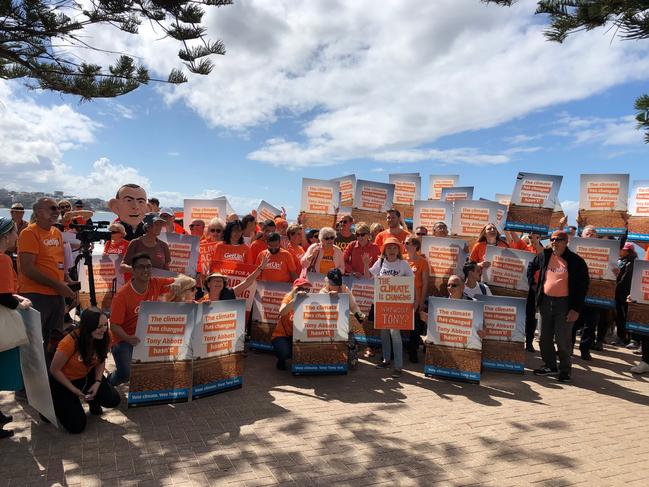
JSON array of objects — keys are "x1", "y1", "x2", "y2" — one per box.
[{"x1": 2, "y1": 189, "x2": 649, "y2": 437}]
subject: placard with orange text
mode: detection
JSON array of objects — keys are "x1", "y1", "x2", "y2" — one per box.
[
  {"x1": 159, "y1": 232, "x2": 199, "y2": 277},
  {"x1": 331, "y1": 175, "x2": 356, "y2": 207},
  {"x1": 256, "y1": 200, "x2": 282, "y2": 223},
  {"x1": 211, "y1": 260, "x2": 258, "y2": 318},
  {"x1": 389, "y1": 173, "x2": 421, "y2": 206},
  {"x1": 451, "y1": 200, "x2": 507, "y2": 237},
  {"x1": 569, "y1": 236, "x2": 619, "y2": 307},
  {"x1": 627, "y1": 260, "x2": 649, "y2": 335},
  {"x1": 420, "y1": 236, "x2": 468, "y2": 280},
  {"x1": 428, "y1": 175, "x2": 459, "y2": 200},
  {"x1": 129, "y1": 302, "x2": 195, "y2": 406},
  {"x1": 475, "y1": 295, "x2": 525, "y2": 373},
  {"x1": 440, "y1": 186, "x2": 474, "y2": 202},
  {"x1": 373, "y1": 275, "x2": 414, "y2": 330},
  {"x1": 579, "y1": 173, "x2": 629, "y2": 235},
  {"x1": 483, "y1": 246, "x2": 535, "y2": 292},
  {"x1": 183, "y1": 198, "x2": 228, "y2": 233},
  {"x1": 192, "y1": 299, "x2": 246, "y2": 398},
  {"x1": 78, "y1": 254, "x2": 124, "y2": 295},
  {"x1": 628, "y1": 180, "x2": 649, "y2": 242},
  {"x1": 425, "y1": 297, "x2": 483, "y2": 382},
  {"x1": 300, "y1": 178, "x2": 340, "y2": 215},
  {"x1": 250, "y1": 280, "x2": 292, "y2": 351},
  {"x1": 413, "y1": 200, "x2": 452, "y2": 233},
  {"x1": 353, "y1": 179, "x2": 395, "y2": 213}
]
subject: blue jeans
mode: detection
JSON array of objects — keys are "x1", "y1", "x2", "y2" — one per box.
[
  {"x1": 381, "y1": 329, "x2": 403, "y2": 370},
  {"x1": 272, "y1": 337, "x2": 292, "y2": 365},
  {"x1": 108, "y1": 341, "x2": 133, "y2": 386}
]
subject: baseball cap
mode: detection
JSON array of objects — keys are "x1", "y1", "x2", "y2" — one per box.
[
  {"x1": 159, "y1": 207, "x2": 175, "y2": 217},
  {"x1": 143, "y1": 212, "x2": 165, "y2": 227},
  {"x1": 293, "y1": 277, "x2": 312, "y2": 289},
  {"x1": 326, "y1": 268, "x2": 343, "y2": 286},
  {"x1": 74, "y1": 200, "x2": 83, "y2": 207},
  {"x1": 10, "y1": 203, "x2": 24, "y2": 210}
]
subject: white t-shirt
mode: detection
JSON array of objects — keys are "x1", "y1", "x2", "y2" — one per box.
[
  {"x1": 369, "y1": 258, "x2": 413, "y2": 277},
  {"x1": 464, "y1": 281, "x2": 492, "y2": 298}
]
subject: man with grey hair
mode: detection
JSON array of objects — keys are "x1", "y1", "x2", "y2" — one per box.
[{"x1": 17, "y1": 197, "x2": 77, "y2": 351}]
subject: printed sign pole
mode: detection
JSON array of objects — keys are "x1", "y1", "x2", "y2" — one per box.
[
  {"x1": 425, "y1": 297, "x2": 484, "y2": 383},
  {"x1": 628, "y1": 180, "x2": 649, "y2": 242},
  {"x1": 474, "y1": 295, "x2": 526, "y2": 373},
  {"x1": 128, "y1": 302, "x2": 195, "y2": 407},
  {"x1": 192, "y1": 299, "x2": 246, "y2": 398},
  {"x1": 578, "y1": 173, "x2": 630, "y2": 236},
  {"x1": 292, "y1": 293, "x2": 350, "y2": 374},
  {"x1": 505, "y1": 172, "x2": 562, "y2": 233},
  {"x1": 569, "y1": 237, "x2": 620, "y2": 308},
  {"x1": 373, "y1": 276, "x2": 415, "y2": 331},
  {"x1": 627, "y1": 260, "x2": 649, "y2": 335}
]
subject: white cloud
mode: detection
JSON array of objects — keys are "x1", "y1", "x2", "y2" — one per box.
[
  {"x1": 504, "y1": 134, "x2": 542, "y2": 144},
  {"x1": 552, "y1": 114, "x2": 643, "y2": 146},
  {"x1": 374, "y1": 147, "x2": 512, "y2": 166},
  {"x1": 150, "y1": 189, "x2": 261, "y2": 214}
]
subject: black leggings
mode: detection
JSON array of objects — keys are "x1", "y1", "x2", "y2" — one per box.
[{"x1": 50, "y1": 370, "x2": 120, "y2": 434}]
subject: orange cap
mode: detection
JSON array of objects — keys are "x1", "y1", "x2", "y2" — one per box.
[{"x1": 381, "y1": 236, "x2": 402, "y2": 253}]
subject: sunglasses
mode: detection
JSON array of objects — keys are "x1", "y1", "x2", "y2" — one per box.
[
  {"x1": 110, "y1": 230, "x2": 122, "y2": 234},
  {"x1": 58, "y1": 205, "x2": 71, "y2": 210},
  {"x1": 189, "y1": 224, "x2": 204, "y2": 228},
  {"x1": 550, "y1": 237, "x2": 566, "y2": 242},
  {"x1": 210, "y1": 228, "x2": 223, "y2": 233},
  {"x1": 356, "y1": 232, "x2": 368, "y2": 237},
  {"x1": 416, "y1": 232, "x2": 426, "y2": 236},
  {"x1": 323, "y1": 236, "x2": 335, "y2": 241},
  {"x1": 47, "y1": 205, "x2": 59, "y2": 212},
  {"x1": 447, "y1": 283, "x2": 459, "y2": 288}
]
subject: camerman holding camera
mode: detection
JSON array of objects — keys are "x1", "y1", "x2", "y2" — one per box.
[{"x1": 17, "y1": 197, "x2": 79, "y2": 352}]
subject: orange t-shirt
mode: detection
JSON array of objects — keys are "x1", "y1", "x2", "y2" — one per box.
[
  {"x1": 272, "y1": 293, "x2": 294, "y2": 339},
  {"x1": 17, "y1": 223, "x2": 65, "y2": 295},
  {"x1": 109, "y1": 277, "x2": 174, "y2": 344},
  {"x1": 211, "y1": 242, "x2": 252, "y2": 265},
  {"x1": 57, "y1": 332, "x2": 100, "y2": 380},
  {"x1": 318, "y1": 247, "x2": 336, "y2": 274},
  {"x1": 0, "y1": 254, "x2": 18, "y2": 294},
  {"x1": 469, "y1": 240, "x2": 509, "y2": 264},
  {"x1": 543, "y1": 253, "x2": 569, "y2": 297},
  {"x1": 287, "y1": 242, "x2": 305, "y2": 269},
  {"x1": 257, "y1": 249, "x2": 297, "y2": 283},
  {"x1": 405, "y1": 254, "x2": 428, "y2": 300},
  {"x1": 374, "y1": 229, "x2": 409, "y2": 252},
  {"x1": 104, "y1": 239, "x2": 129, "y2": 255},
  {"x1": 250, "y1": 239, "x2": 268, "y2": 264}
]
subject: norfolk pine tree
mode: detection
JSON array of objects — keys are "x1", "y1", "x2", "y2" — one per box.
[
  {"x1": 484, "y1": 0, "x2": 649, "y2": 142},
  {"x1": 0, "y1": 1, "x2": 232, "y2": 100}
]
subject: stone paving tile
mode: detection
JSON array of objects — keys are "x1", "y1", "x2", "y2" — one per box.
[{"x1": 1, "y1": 344, "x2": 649, "y2": 486}]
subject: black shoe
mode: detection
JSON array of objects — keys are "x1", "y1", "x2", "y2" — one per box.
[
  {"x1": 590, "y1": 341, "x2": 604, "y2": 351},
  {"x1": 558, "y1": 372, "x2": 571, "y2": 383},
  {"x1": 276, "y1": 360, "x2": 287, "y2": 371},
  {"x1": 0, "y1": 428, "x2": 14, "y2": 439},
  {"x1": 89, "y1": 403, "x2": 102, "y2": 416},
  {"x1": 525, "y1": 344, "x2": 535, "y2": 353},
  {"x1": 375, "y1": 360, "x2": 391, "y2": 369},
  {"x1": 581, "y1": 351, "x2": 592, "y2": 361},
  {"x1": 0, "y1": 413, "x2": 12, "y2": 425},
  {"x1": 533, "y1": 367, "x2": 558, "y2": 376}
]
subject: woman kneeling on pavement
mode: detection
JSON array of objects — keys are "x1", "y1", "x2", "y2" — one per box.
[{"x1": 49, "y1": 309, "x2": 120, "y2": 434}]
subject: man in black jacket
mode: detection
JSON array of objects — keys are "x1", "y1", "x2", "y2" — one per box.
[{"x1": 527, "y1": 230, "x2": 589, "y2": 382}]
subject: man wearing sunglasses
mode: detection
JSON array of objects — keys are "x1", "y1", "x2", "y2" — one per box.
[
  {"x1": 17, "y1": 197, "x2": 78, "y2": 350},
  {"x1": 528, "y1": 230, "x2": 589, "y2": 383}
]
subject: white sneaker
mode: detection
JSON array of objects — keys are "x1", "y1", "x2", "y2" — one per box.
[{"x1": 630, "y1": 361, "x2": 649, "y2": 374}]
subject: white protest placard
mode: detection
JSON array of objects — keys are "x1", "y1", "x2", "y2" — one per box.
[
  {"x1": 159, "y1": 232, "x2": 199, "y2": 276},
  {"x1": 389, "y1": 173, "x2": 421, "y2": 206},
  {"x1": 354, "y1": 179, "x2": 396, "y2": 212},
  {"x1": 483, "y1": 246, "x2": 535, "y2": 292},
  {"x1": 441, "y1": 186, "x2": 474, "y2": 202},
  {"x1": 413, "y1": 200, "x2": 452, "y2": 233},
  {"x1": 300, "y1": 178, "x2": 340, "y2": 215},
  {"x1": 183, "y1": 199, "x2": 228, "y2": 233},
  {"x1": 429, "y1": 175, "x2": 459, "y2": 200}
]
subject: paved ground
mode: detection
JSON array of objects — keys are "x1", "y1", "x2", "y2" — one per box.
[{"x1": 1, "y1": 343, "x2": 648, "y2": 487}]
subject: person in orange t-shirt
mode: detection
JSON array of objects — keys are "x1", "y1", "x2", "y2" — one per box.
[
  {"x1": 469, "y1": 223, "x2": 509, "y2": 265},
  {"x1": 211, "y1": 220, "x2": 253, "y2": 266},
  {"x1": 18, "y1": 197, "x2": 77, "y2": 348},
  {"x1": 286, "y1": 224, "x2": 305, "y2": 269},
  {"x1": 108, "y1": 253, "x2": 195, "y2": 386},
  {"x1": 256, "y1": 233, "x2": 298, "y2": 282},
  {"x1": 103, "y1": 222, "x2": 130, "y2": 255},
  {"x1": 49, "y1": 309, "x2": 120, "y2": 434},
  {"x1": 272, "y1": 278, "x2": 312, "y2": 370},
  {"x1": 250, "y1": 219, "x2": 276, "y2": 263},
  {"x1": 374, "y1": 209, "x2": 409, "y2": 254}
]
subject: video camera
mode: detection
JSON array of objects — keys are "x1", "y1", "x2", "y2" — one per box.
[{"x1": 70, "y1": 221, "x2": 112, "y2": 246}]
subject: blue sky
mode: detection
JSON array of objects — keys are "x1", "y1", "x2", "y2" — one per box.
[{"x1": 1, "y1": 0, "x2": 648, "y2": 222}]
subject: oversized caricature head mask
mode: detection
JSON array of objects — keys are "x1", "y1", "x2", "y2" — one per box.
[{"x1": 108, "y1": 184, "x2": 148, "y2": 228}]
